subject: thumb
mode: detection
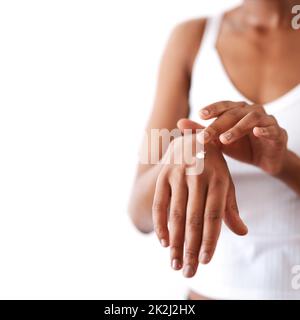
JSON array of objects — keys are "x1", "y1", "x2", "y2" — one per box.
[
  {"x1": 177, "y1": 119, "x2": 205, "y2": 133},
  {"x1": 224, "y1": 182, "x2": 248, "y2": 236}
]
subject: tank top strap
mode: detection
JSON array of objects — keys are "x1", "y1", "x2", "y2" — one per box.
[{"x1": 202, "y1": 13, "x2": 223, "y2": 48}]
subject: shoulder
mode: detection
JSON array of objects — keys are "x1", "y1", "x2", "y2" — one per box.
[
  {"x1": 166, "y1": 18, "x2": 207, "y2": 74},
  {"x1": 171, "y1": 18, "x2": 207, "y2": 40}
]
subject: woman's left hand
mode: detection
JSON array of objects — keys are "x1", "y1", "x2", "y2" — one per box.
[{"x1": 179, "y1": 101, "x2": 289, "y2": 175}]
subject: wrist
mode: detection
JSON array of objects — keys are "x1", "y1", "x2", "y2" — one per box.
[{"x1": 275, "y1": 150, "x2": 299, "y2": 180}]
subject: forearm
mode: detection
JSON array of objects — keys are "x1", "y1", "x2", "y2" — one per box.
[
  {"x1": 128, "y1": 164, "x2": 162, "y2": 233},
  {"x1": 276, "y1": 150, "x2": 300, "y2": 196}
]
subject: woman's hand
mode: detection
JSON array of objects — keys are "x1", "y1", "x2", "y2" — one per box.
[
  {"x1": 152, "y1": 135, "x2": 248, "y2": 278},
  {"x1": 180, "y1": 101, "x2": 289, "y2": 175}
]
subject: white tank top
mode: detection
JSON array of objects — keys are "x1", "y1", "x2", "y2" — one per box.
[{"x1": 187, "y1": 14, "x2": 300, "y2": 299}]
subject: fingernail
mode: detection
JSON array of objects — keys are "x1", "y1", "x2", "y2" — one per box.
[
  {"x1": 199, "y1": 252, "x2": 210, "y2": 264},
  {"x1": 183, "y1": 265, "x2": 194, "y2": 278},
  {"x1": 259, "y1": 128, "x2": 266, "y2": 134},
  {"x1": 172, "y1": 259, "x2": 182, "y2": 270},
  {"x1": 160, "y1": 239, "x2": 168, "y2": 248},
  {"x1": 221, "y1": 132, "x2": 233, "y2": 141},
  {"x1": 200, "y1": 109, "x2": 210, "y2": 117}
]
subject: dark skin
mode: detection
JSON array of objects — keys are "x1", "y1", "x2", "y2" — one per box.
[
  {"x1": 128, "y1": 0, "x2": 300, "y2": 299},
  {"x1": 215, "y1": 2, "x2": 300, "y2": 105}
]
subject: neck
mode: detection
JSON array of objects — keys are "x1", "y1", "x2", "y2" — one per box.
[{"x1": 242, "y1": 0, "x2": 297, "y2": 29}]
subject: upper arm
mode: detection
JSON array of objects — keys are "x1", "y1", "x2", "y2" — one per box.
[{"x1": 139, "y1": 19, "x2": 207, "y2": 174}]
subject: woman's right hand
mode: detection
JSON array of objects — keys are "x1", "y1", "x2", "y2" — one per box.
[{"x1": 152, "y1": 135, "x2": 248, "y2": 278}]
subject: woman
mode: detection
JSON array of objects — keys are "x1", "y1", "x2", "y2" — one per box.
[{"x1": 129, "y1": 0, "x2": 300, "y2": 300}]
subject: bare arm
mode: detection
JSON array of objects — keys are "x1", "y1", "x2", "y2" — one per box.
[
  {"x1": 276, "y1": 151, "x2": 300, "y2": 196},
  {"x1": 128, "y1": 19, "x2": 206, "y2": 233}
]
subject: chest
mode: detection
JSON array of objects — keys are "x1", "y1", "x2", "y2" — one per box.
[{"x1": 216, "y1": 28, "x2": 300, "y2": 105}]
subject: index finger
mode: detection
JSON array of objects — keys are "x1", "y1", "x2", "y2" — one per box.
[{"x1": 199, "y1": 101, "x2": 247, "y2": 120}]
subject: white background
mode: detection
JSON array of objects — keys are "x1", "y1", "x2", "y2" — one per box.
[{"x1": 0, "y1": 0, "x2": 240, "y2": 299}]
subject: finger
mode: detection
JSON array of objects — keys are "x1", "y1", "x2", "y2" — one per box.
[
  {"x1": 219, "y1": 112, "x2": 275, "y2": 145},
  {"x1": 199, "y1": 101, "x2": 247, "y2": 120},
  {"x1": 152, "y1": 174, "x2": 171, "y2": 247},
  {"x1": 253, "y1": 125, "x2": 282, "y2": 140},
  {"x1": 199, "y1": 176, "x2": 228, "y2": 265},
  {"x1": 224, "y1": 180, "x2": 248, "y2": 236},
  {"x1": 182, "y1": 178, "x2": 207, "y2": 278},
  {"x1": 169, "y1": 173, "x2": 188, "y2": 271},
  {"x1": 201, "y1": 107, "x2": 246, "y2": 143},
  {"x1": 177, "y1": 119, "x2": 205, "y2": 133}
]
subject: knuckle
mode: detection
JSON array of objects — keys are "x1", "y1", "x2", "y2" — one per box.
[
  {"x1": 212, "y1": 173, "x2": 229, "y2": 187},
  {"x1": 274, "y1": 128, "x2": 282, "y2": 138},
  {"x1": 281, "y1": 128, "x2": 288, "y2": 140},
  {"x1": 187, "y1": 215, "x2": 203, "y2": 228},
  {"x1": 267, "y1": 115, "x2": 277, "y2": 124},
  {"x1": 238, "y1": 101, "x2": 248, "y2": 108},
  {"x1": 152, "y1": 202, "x2": 165, "y2": 215},
  {"x1": 170, "y1": 208, "x2": 185, "y2": 222},
  {"x1": 185, "y1": 249, "x2": 198, "y2": 260},
  {"x1": 201, "y1": 238, "x2": 216, "y2": 251},
  {"x1": 212, "y1": 177, "x2": 224, "y2": 187},
  {"x1": 250, "y1": 110, "x2": 263, "y2": 121},
  {"x1": 204, "y1": 209, "x2": 222, "y2": 221}
]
